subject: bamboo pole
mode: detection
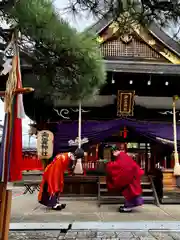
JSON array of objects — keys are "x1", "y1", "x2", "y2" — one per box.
[
  {"x1": 173, "y1": 99, "x2": 179, "y2": 165},
  {"x1": 173, "y1": 96, "x2": 180, "y2": 176}
]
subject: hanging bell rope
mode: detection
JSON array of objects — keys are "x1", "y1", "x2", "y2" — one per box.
[
  {"x1": 78, "y1": 100, "x2": 82, "y2": 148},
  {"x1": 73, "y1": 101, "x2": 84, "y2": 175}
]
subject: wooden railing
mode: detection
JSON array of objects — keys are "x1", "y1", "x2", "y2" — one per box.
[
  {"x1": 21, "y1": 156, "x2": 101, "y2": 172},
  {"x1": 82, "y1": 161, "x2": 99, "y2": 170}
]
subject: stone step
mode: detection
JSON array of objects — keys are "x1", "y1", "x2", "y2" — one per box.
[
  {"x1": 143, "y1": 189, "x2": 153, "y2": 193},
  {"x1": 100, "y1": 188, "x2": 153, "y2": 193},
  {"x1": 98, "y1": 196, "x2": 155, "y2": 204},
  {"x1": 100, "y1": 181, "x2": 151, "y2": 186}
]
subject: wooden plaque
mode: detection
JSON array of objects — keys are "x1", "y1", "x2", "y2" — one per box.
[{"x1": 117, "y1": 90, "x2": 135, "y2": 116}]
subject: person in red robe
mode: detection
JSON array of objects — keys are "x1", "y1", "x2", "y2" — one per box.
[
  {"x1": 38, "y1": 152, "x2": 74, "y2": 210},
  {"x1": 106, "y1": 145, "x2": 144, "y2": 212}
]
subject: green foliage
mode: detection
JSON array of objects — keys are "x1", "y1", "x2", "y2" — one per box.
[{"x1": 5, "y1": 0, "x2": 106, "y2": 104}]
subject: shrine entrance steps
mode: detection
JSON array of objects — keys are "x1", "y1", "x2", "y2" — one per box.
[{"x1": 98, "y1": 175, "x2": 160, "y2": 207}]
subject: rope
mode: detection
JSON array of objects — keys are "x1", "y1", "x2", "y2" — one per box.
[{"x1": 78, "y1": 101, "x2": 81, "y2": 148}]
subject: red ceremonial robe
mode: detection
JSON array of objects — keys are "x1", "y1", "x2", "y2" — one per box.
[
  {"x1": 38, "y1": 153, "x2": 69, "y2": 202},
  {"x1": 106, "y1": 152, "x2": 144, "y2": 201}
]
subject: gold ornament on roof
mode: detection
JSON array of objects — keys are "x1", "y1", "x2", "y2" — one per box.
[
  {"x1": 109, "y1": 21, "x2": 119, "y2": 34},
  {"x1": 120, "y1": 32, "x2": 133, "y2": 43},
  {"x1": 96, "y1": 36, "x2": 104, "y2": 43},
  {"x1": 173, "y1": 95, "x2": 179, "y2": 101},
  {"x1": 148, "y1": 40, "x2": 156, "y2": 45}
]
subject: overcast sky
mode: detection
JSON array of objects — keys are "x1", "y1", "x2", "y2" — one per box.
[{"x1": 54, "y1": 0, "x2": 96, "y2": 31}]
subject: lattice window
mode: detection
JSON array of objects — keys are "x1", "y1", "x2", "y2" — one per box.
[{"x1": 101, "y1": 34, "x2": 167, "y2": 61}]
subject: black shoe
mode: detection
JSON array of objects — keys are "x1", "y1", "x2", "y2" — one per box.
[
  {"x1": 52, "y1": 204, "x2": 66, "y2": 211},
  {"x1": 119, "y1": 206, "x2": 132, "y2": 213},
  {"x1": 61, "y1": 204, "x2": 66, "y2": 209}
]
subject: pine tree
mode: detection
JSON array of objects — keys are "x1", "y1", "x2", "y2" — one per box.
[
  {"x1": 66, "y1": 0, "x2": 180, "y2": 29},
  {"x1": 0, "y1": 0, "x2": 106, "y2": 106}
]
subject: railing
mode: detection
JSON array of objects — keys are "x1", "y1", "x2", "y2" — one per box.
[
  {"x1": 149, "y1": 175, "x2": 160, "y2": 207},
  {"x1": 21, "y1": 156, "x2": 101, "y2": 172},
  {"x1": 82, "y1": 161, "x2": 99, "y2": 170}
]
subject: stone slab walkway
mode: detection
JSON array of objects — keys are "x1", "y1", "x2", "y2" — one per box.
[
  {"x1": 8, "y1": 230, "x2": 180, "y2": 239},
  {"x1": 9, "y1": 188, "x2": 180, "y2": 239},
  {"x1": 10, "y1": 193, "x2": 180, "y2": 223}
]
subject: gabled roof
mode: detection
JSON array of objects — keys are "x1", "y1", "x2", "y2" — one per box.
[
  {"x1": 149, "y1": 24, "x2": 180, "y2": 58},
  {"x1": 89, "y1": 14, "x2": 180, "y2": 57},
  {"x1": 88, "y1": 14, "x2": 180, "y2": 75}
]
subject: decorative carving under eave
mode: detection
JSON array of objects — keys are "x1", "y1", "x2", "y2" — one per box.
[
  {"x1": 119, "y1": 26, "x2": 133, "y2": 44},
  {"x1": 158, "y1": 111, "x2": 180, "y2": 115},
  {"x1": 158, "y1": 110, "x2": 180, "y2": 121},
  {"x1": 120, "y1": 33, "x2": 133, "y2": 44},
  {"x1": 53, "y1": 108, "x2": 91, "y2": 120}
]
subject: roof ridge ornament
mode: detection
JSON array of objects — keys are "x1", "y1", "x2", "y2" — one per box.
[{"x1": 120, "y1": 31, "x2": 133, "y2": 44}]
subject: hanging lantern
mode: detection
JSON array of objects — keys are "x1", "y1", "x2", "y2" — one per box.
[
  {"x1": 119, "y1": 127, "x2": 128, "y2": 139},
  {"x1": 37, "y1": 130, "x2": 54, "y2": 159}
]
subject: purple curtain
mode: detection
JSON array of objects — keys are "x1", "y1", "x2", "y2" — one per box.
[
  {"x1": 53, "y1": 120, "x2": 125, "y2": 154},
  {"x1": 53, "y1": 119, "x2": 179, "y2": 153},
  {"x1": 123, "y1": 119, "x2": 177, "y2": 140}
]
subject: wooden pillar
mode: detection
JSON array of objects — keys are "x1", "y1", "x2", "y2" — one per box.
[
  {"x1": 0, "y1": 183, "x2": 7, "y2": 238},
  {"x1": 0, "y1": 185, "x2": 12, "y2": 240},
  {"x1": 171, "y1": 152, "x2": 175, "y2": 168},
  {"x1": 95, "y1": 144, "x2": 99, "y2": 160},
  {"x1": 2, "y1": 190, "x2": 12, "y2": 240},
  {"x1": 150, "y1": 143, "x2": 155, "y2": 173},
  {"x1": 84, "y1": 152, "x2": 88, "y2": 162}
]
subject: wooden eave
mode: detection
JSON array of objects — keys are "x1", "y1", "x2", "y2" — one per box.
[{"x1": 105, "y1": 60, "x2": 180, "y2": 75}]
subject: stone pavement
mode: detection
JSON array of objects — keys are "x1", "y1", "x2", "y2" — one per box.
[
  {"x1": 7, "y1": 184, "x2": 24, "y2": 200},
  {"x1": 9, "y1": 190, "x2": 180, "y2": 239},
  {"x1": 8, "y1": 230, "x2": 180, "y2": 239},
  {"x1": 10, "y1": 192, "x2": 180, "y2": 222}
]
